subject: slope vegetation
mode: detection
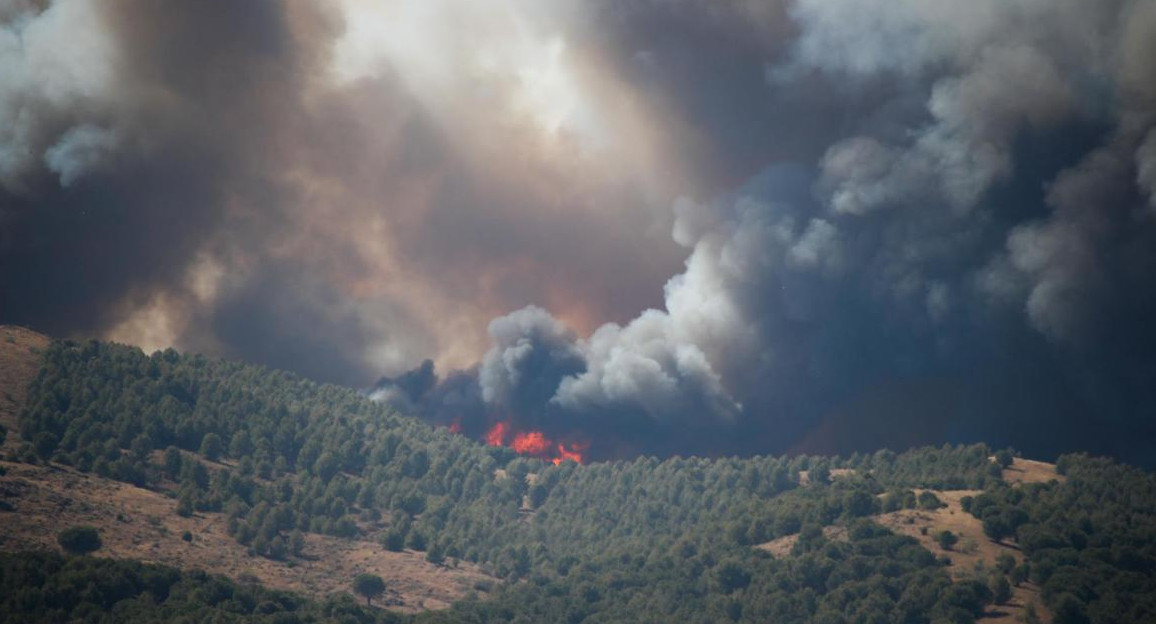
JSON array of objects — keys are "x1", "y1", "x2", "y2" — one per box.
[{"x1": 1, "y1": 337, "x2": 1154, "y2": 623}]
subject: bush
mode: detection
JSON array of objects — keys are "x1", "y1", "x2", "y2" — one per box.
[
  {"x1": 381, "y1": 531, "x2": 406, "y2": 552},
  {"x1": 58, "y1": 526, "x2": 102, "y2": 555},
  {"x1": 917, "y1": 491, "x2": 944, "y2": 510},
  {"x1": 937, "y1": 530, "x2": 959, "y2": 551}
]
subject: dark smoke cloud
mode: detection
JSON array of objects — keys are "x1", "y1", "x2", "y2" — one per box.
[
  {"x1": 376, "y1": 0, "x2": 1156, "y2": 465},
  {"x1": 5, "y1": 0, "x2": 1156, "y2": 465}
]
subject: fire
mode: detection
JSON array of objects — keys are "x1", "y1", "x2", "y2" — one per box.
[
  {"x1": 448, "y1": 420, "x2": 462, "y2": 434},
  {"x1": 481, "y1": 421, "x2": 586, "y2": 464},
  {"x1": 555, "y1": 442, "x2": 585, "y2": 465},
  {"x1": 512, "y1": 431, "x2": 551, "y2": 455},
  {"x1": 485, "y1": 421, "x2": 508, "y2": 446}
]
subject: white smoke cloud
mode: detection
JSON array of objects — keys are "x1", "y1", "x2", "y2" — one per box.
[
  {"x1": 0, "y1": 0, "x2": 121, "y2": 191},
  {"x1": 43, "y1": 123, "x2": 118, "y2": 186}
]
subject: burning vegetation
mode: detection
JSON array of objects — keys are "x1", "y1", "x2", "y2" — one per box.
[{"x1": 480, "y1": 421, "x2": 587, "y2": 465}]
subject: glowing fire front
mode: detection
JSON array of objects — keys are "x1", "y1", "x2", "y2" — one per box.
[{"x1": 483, "y1": 421, "x2": 588, "y2": 465}]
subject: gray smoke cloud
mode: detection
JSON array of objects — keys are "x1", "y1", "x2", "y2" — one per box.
[
  {"x1": 379, "y1": 0, "x2": 1156, "y2": 463},
  {"x1": 6, "y1": 0, "x2": 1156, "y2": 463}
]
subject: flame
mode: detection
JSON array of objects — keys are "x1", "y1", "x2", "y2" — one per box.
[
  {"x1": 512, "y1": 431, "x2": 551, "y2": 455},
  {"x1": 485, "y1": 421, "x2": 509, "y2": 446},
  {"x1": 448, "y1": 419, "x2": 462, "y2": 434},
  {"x1": 479, "y1": 420, "x2": 586, "y2": 464},
  {"x1": 554, "y1": 442, "x2": 586, "y2": 465}
]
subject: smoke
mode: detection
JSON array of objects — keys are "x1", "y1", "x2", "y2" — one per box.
[
  {"x1": 0, "y1": 0, "x2": 688, "y2": 384},
  {"x1": 5, "y1": 0, "x2": 1156, "y2": 463}
]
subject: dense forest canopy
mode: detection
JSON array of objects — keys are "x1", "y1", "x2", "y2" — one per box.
[{"x1": 4, "y1": 339, "x2": 1155, "y2": 623}]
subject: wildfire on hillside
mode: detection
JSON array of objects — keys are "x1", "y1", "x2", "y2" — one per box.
[{"x1": 483, "y1": 421, "x2": 588, "y2": 465}]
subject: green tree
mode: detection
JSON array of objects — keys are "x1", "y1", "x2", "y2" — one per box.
[
  {"x1": 714, "y1": 560, "x2": 752, "y2": 594},
  {"x1": 994, "y1": 449, "x2": 1014, "y2": 469},
  {"x1": 33, "y1": 431, "x2": 58, "y2": 459},
  {"x1": 58, "y1": 526, "x2": 102, "y2": 555},
  {"x1": 199, "y1": 433, "x2": 223, "y2": 461},
  {"x1": 229, "y1": 431, "x2": 252, "y2": 458},
  {"x1": 163, "y1": 446, "x2": 183, "y2": 478},
  {"x1": 983, "y1": 515, "x2": 1012, "y2": 543},
  {"x1": 937, "y1": 530, "x2": 959, "y2": 551},
  {"x1": 1052, "y1": 593, "x2": 1089, "y2": 624},
  {"x1": 809, "y1": 463, "x2": 831, "y2": 485},
  {"x1": 352, "y1": 573, "x2": 386, "y2": 606},
  {"x1": 426, "y1": 541, "x2": 445, "y2": 565}
]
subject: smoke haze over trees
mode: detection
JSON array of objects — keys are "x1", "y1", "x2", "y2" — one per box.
[{"x1": 4, "y1": 0, "x2": 1156, "y2": 463}]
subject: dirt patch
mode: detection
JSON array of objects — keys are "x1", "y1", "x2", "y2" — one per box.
[
  {"x1": 876, "y1": 490, "x2": 1049, "y2": 623},
  {"x1": 1002, "y1": 458, "x2": 1063, "y2": 487},
  {"x1": 757, "y1": 488, "x2": 1051, "y2": 623},
  {"x1": 0, "y1": 326, "x2": 50, "y2": 453},
  {"x1": 0, "y1": 461, "x2": 496, "y2": 613}
]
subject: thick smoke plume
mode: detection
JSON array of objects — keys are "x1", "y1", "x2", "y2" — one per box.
[{"x1": 5, "y1": 0, "x2": 1156, "y2": 464}]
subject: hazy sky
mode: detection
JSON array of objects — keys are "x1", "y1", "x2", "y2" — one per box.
[{"x1": 3, "y1": 0, "x2": 1156, "y2": 463}]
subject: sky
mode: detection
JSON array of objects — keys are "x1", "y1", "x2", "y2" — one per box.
[{"x1": 3, "y1": 0, "x2": 1156, "y2": 465}]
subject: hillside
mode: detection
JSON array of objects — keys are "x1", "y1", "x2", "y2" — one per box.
[
  {"x1": 0, "y1": 326, "x2": 50, "y2": 455},
  {"x1": 1, "y1": 335, "x2": 1155, "y2": 623}
]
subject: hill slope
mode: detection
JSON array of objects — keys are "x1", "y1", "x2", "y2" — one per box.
[
  {"x1": 1, "y1": 336, "x2": 1155, "y2": 623},
  {"x1": 0, "y1": 326, "x2": 50, "y2": 455}
]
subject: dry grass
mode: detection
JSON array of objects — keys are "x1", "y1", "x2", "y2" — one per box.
[
  {"x1": 875, "y1": 489, "x2": 1050, "y2": 623},
  {"x1": 0, "y1": 460, "x2": 495, "y2": 612},
  {"x1": 755, "y1": 476, "x2": 1060, "y2": 623},
  {"x1": 1002, "y1": 458, "x2": 1063, "y2": 486}
]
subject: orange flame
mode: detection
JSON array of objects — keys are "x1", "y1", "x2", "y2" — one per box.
[
  {"x1": 512, "y1": 431, "x2": 551, "y2": 455},
  {"x1": 478, "y1": 420, "x2": 586, "y2": 464},
  {"x1": 448, "y1": 420, "x2": 462, "y2": 434},
  {"x1": 485, "y1": 421, "x2": 508, "y2": 446},
  {"x1": 554, "y1": 442, "x2": 586, "y2": 465}
]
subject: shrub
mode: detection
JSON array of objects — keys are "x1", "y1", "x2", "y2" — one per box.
[{"x1": 58, "y1": 526, "x2": 102, "y2": 555}]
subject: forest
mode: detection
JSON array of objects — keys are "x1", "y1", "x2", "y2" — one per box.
[{"x1": 5, "y1": 339, "x2": 1156, "y2": 623}]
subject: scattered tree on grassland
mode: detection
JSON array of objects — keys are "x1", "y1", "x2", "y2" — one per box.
[{"x1": 352, "y1": 573, "x2": 386, "y2": 606}]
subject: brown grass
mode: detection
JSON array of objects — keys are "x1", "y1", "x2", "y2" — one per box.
[
  {"x1": 1002, "y1": 457, "x2": 1063, "y2": 486},
  {"x1": 0, "y1": 460, "x2": 495, "y2": 612},
  {"x1": 755, "y1": 477, "x2": 1059, "y2": 623},
  {"x1": 875, "y1": 489, "x2": 1050, "y2": 622}
]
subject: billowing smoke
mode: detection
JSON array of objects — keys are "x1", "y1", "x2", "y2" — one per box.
[{"x1": 6, "y1": 0, "x2": 1156, "y2": 463}]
